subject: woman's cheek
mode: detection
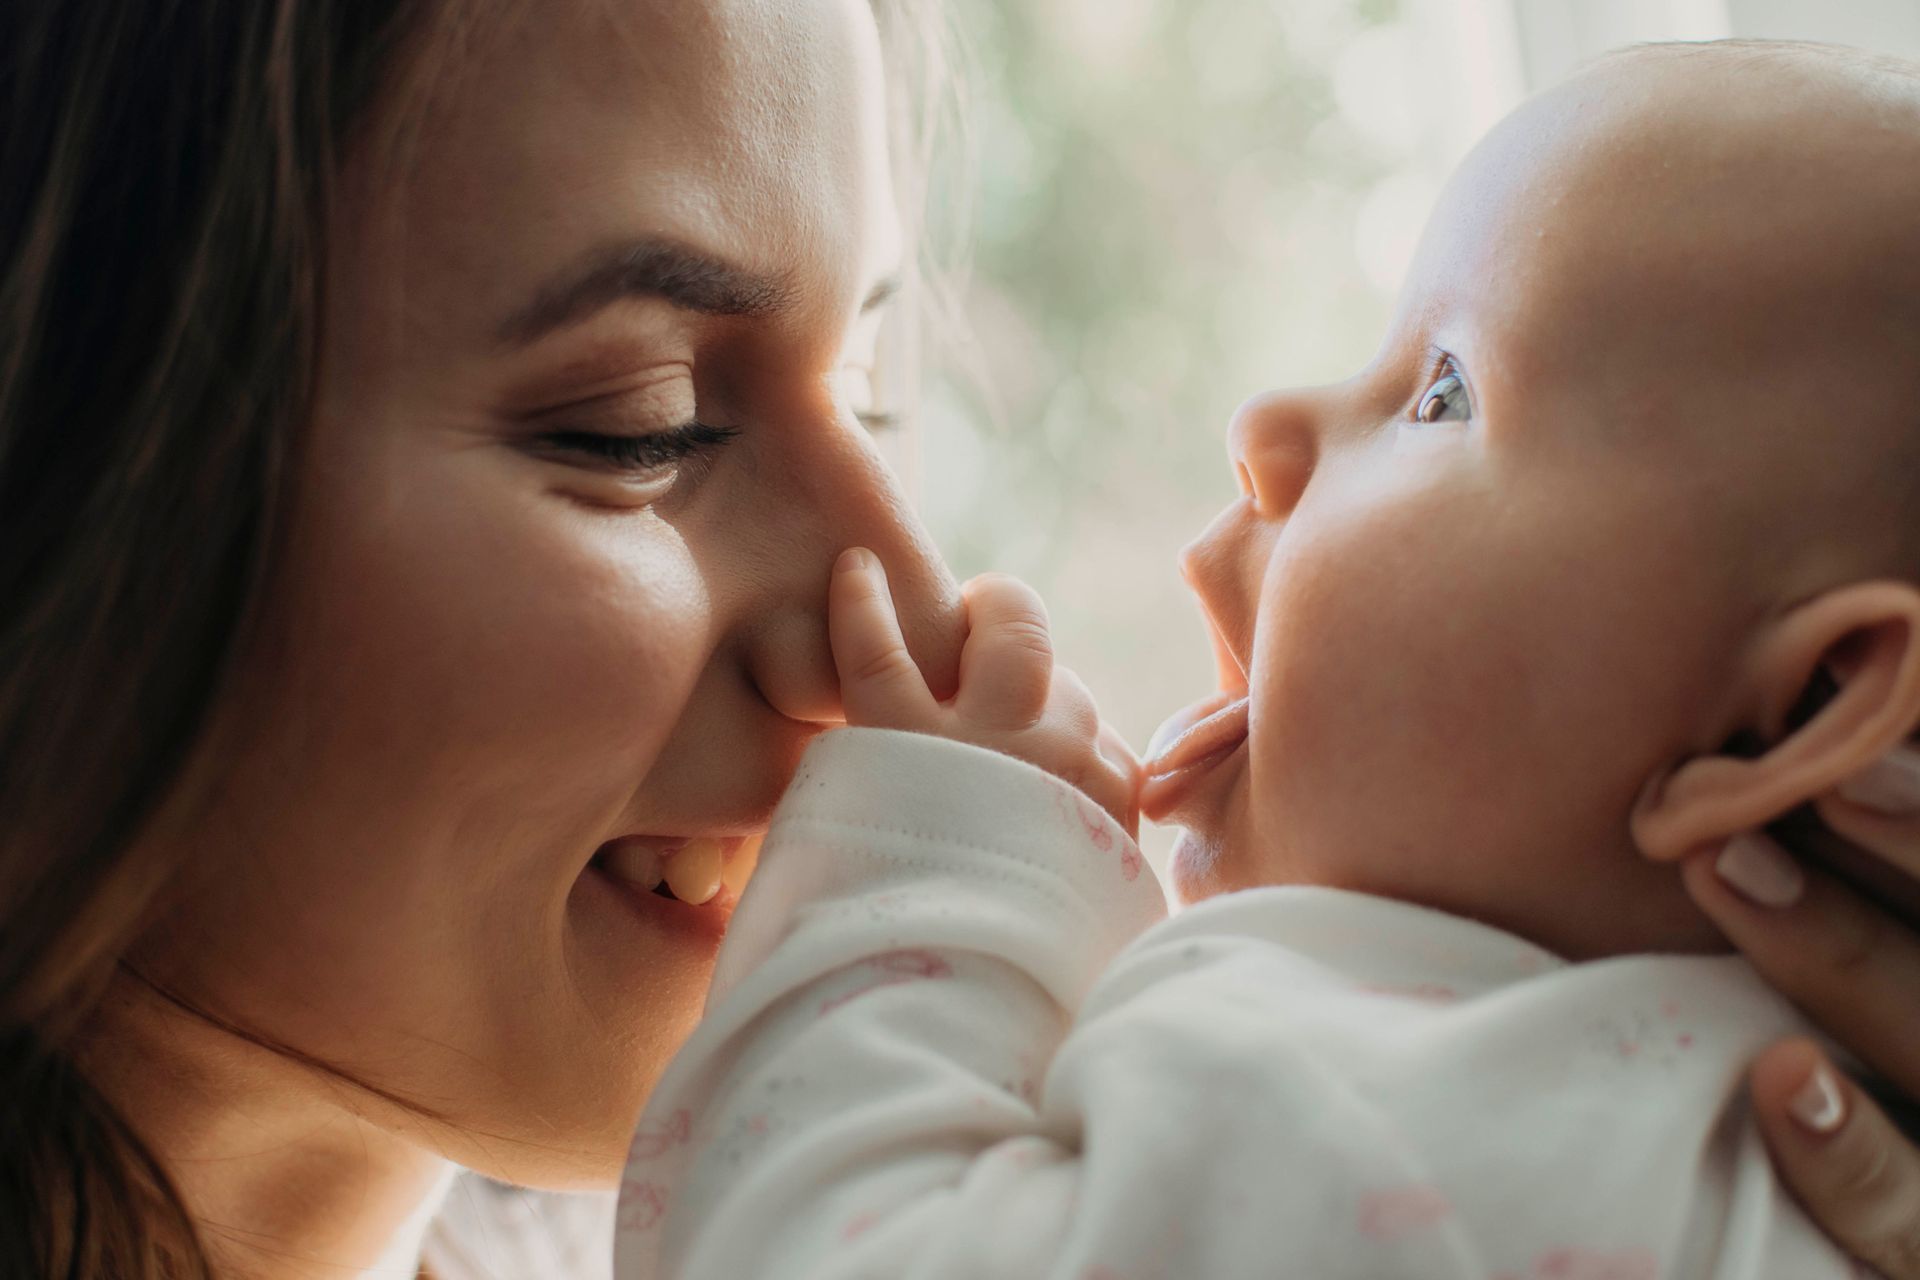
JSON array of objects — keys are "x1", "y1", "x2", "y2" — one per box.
[{"x1": 323, "y1": 465, "x2": 714, "y2": 795}]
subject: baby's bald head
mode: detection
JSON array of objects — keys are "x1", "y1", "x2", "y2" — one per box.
[
  {"x1": 1176, "y1": 39, "x2": 1920, "y2": 958},
  {"x1": 1415, "y1": 39, "x2": 1920, "y2": 593},
  {"x1": 1613, "y1": 43, "x2": 1920, "y2": 572}
]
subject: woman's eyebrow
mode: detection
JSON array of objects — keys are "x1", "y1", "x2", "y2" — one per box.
[{"x1": 496, "y1": 239, "x2": 798, "y2": 347}]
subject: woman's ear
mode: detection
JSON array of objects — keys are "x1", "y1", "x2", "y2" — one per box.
[{"x1": 1634, "y1": 581, "x2": 1920, "y2": 861}]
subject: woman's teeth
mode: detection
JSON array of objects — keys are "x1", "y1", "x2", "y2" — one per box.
[
  {"x1": 721, "y1": 834, "x2": 762, "y2": 898},
  {"x1": 663, "y1": 837, "x2": 725, "y2": 906},
  {"x1": 600, "y1": 838, "x2": 665, "y2": 890},
  {"x1": 598, "y1": 835, "x2": 756, "y2": 907}
]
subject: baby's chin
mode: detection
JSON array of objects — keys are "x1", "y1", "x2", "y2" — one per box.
[{"x1": 1167, "y1": 828, "x2": 1255, "y2": 904}]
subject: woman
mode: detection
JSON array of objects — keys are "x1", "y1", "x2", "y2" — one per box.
[{"x1": 0, "y1": 1, "x2": 1915, "y2": 1276}]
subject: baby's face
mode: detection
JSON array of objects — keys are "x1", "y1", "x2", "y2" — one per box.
[{"x1": 1145, "y1": 49, "x2": 1920, "y2": 958}]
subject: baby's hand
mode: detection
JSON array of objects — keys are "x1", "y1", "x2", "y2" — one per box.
[{"x1": 830, "y1": 548, "x2": 1141, "y2": 837}]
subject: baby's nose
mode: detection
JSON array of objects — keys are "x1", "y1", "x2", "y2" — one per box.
[{"x1": 1226, "y1": 389, "x2": 1319, "y2": 519}]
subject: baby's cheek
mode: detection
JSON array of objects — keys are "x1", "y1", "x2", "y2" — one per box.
[{"x1": 1246, "y1": 549, "x2": 1516, "y2": 886}]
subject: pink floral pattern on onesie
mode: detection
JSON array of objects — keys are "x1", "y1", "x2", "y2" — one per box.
[
  {"x1": 1357, "y1": 1184, "x2": 1451, "y2": 1240},
  {"x1": 628, "y1": 1107, "x2": 691, "y2": 1160},
  {"x1": 1491, "y1": 1246, "x2": 1657, "y2": 1280},
  {"x1": 818, "y1": 949, "x2": 954, "y2": 1015}
]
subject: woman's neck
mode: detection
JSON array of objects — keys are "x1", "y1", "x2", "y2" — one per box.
[{"x1": 79, "y1": 974, "x2": 456, "y2": 1278}]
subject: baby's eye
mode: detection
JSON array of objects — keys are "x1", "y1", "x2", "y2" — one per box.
[{"x1": 1413, "y1": 368, "x2": 1473, "y2": 425}]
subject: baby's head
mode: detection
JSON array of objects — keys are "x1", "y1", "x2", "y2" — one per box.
[{"x1": 1147, "y1": 41, "x2": 1920, "y2": 959}]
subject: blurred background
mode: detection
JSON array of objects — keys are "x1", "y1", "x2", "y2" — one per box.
[{"x1": 901, "y1": 0, "x2": 1920, "y2": 872}]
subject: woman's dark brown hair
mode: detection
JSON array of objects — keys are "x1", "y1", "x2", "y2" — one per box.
[{"x1": 0, "y1": 3, "x2": 436, "y2": 1273}]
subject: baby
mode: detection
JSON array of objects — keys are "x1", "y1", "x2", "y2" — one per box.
[{"x1": 614, "y1": 41, "x2": 1920, "y2": 1279}]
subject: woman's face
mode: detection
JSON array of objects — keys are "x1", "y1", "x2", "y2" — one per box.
[{"x1": 142, "y1": 0, "x2": 962, "y2": 1187}]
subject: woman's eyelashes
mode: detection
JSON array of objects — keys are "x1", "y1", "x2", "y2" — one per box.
[
  {"x1": 538, "y1": 421, "x2": 740, "y2": 476},
  {"x1": 527, "y1": 360, "x2": 899, "y2": 492}
]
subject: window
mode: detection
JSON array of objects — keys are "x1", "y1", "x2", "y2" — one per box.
[{"x1": 923, "y1": 0, "x2": 1919, "y2": 868}]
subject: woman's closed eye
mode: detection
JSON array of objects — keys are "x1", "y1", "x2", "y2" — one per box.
[
  {"x1": 525, "y1": 420, "x2": 740, "y2": 510},
  {"x1": 538, "y1": 421, "x2": 740, "y2": 475}
]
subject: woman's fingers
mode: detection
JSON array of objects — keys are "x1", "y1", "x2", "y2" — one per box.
[
  {"x1": 1818, "y1": 781, "x2": 1920, "y2": 884},
  {"x1": 1681, "y1": 837, "x2": 1920, "y2": 1097},
  {"x1": 1750, "y1": 1038, "x2": 1920, "y2": 1277},
  {"x1": 829, "y1": 549, "x2": 938, "y2": 730},
  {"x1": 1832, "y1": 744, "x2": 1920, "y2": 828},
  {"x1": 955, "y1": 574, "x2": 1055, "y2": 729}
]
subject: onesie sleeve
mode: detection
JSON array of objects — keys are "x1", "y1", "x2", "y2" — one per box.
[{"x1": 610, "y1": 729, "x2": 1485, "y2": 1280}]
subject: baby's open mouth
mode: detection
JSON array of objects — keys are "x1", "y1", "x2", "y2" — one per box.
[{"x1": 592, "y1": 835, "x2": 760, "y2": 906}]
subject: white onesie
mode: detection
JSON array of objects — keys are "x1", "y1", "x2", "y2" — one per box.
[{"x1": 611, "y1": 728, "x2": 1856, "y2": 1280}]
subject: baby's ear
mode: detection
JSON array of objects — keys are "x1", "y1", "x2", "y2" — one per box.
[{"x1": 1633, "y1": 581, "x2": 1920, "y2": 861}]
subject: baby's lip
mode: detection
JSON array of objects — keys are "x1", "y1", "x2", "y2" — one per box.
[
  {"x1": 1141, "y1": 694, "x2": 1250, "y2": 821},
  {"x1": 1146, "y1": 690, "x2": 1238, "y2": 763}
]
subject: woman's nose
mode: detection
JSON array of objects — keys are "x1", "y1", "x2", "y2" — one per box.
[
  {"x1": 1225, "y1": 388, "x2": 1319, "y2": 520},
  {"x1": 743, "y1": 420, "x2": 965, "y2": 724}
]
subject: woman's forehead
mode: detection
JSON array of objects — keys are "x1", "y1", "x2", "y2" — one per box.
[{"x1": 335, "y1": 0, "x2": 897, "y2": 357}]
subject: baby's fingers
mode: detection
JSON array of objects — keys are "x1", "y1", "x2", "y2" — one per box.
[
  {"x1": 1091, "y1": 719, "x2": 1144, "y2": 840},
  {"x1": 1750, "y1": 1038, "x2": 1920, "y2": 1278},
  {"x1": 956, "y1": 574, "x2": 1054, "y2": 729},
  {"x1": 830, "y1": 549, "x2": 938, "y2": 730}
]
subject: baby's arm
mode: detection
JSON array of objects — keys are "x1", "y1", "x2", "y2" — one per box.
[
  {"x1": 613, "y1": 552, "x2": 1160, "y2": 1276},
  {"x1": 612, "y1": 553, "x2": 1479, "y2": 1280}
]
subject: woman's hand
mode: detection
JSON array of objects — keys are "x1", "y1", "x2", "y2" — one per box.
[
  {"x1": 828, "y1": 548, "x2": 1141, "y2": 837},
  {"x1": 1671, "y1": 744, "x2": 1920, "y2": 1275}
]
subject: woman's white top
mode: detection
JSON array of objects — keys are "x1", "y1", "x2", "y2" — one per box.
[{"x1": 613, "y1": 728, "x2": 1851, "y2": 1279}]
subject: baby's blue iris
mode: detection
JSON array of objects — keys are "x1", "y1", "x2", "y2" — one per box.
[{"x1": 1414, "y1": 371, "x2": 1472, "y2": 424}]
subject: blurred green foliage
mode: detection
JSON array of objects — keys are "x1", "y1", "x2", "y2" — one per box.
[
  {"x1": 919, "y1": 0, "x2": 1417, "y2": 813},
  {"x1": 927, "y1": 0, "x2": 1409, "y2": 583}
]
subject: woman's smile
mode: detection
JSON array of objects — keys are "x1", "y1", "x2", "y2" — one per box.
[{"x1": 591, "y1": 833, "x2": 761, "y2": 908}]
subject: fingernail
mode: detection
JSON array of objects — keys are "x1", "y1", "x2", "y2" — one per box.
[
  {"x1": 1789, "y1": 1063, "x2": 1847, "y2": 1135},
  {"x1": 1836, "y1": 744, "x2": 1920, "y2": 816},
  {"x1": 1714, "y1": 832, "x2": 1805, "y2": 908},
  {"x1": 837, "y1": 548, "x2": 878, "y2": 576}
]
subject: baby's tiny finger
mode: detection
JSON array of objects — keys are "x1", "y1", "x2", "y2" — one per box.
[
  {"x1": 956, "y1": 574, "x2": 1054, "y2": 729},
  {"x1": 1096, "y1": 723, "x2": 1143, "y2": 790},
  {"x1": 830, "y1": 549, "x2": 938, "y2": 729},
  {"x1": 1751, "y1": 1038, "x2": 1920, "y2": 1278},
  {"x1": 1096, "y1": 723, "x2": 1143, "y2": 838}
]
